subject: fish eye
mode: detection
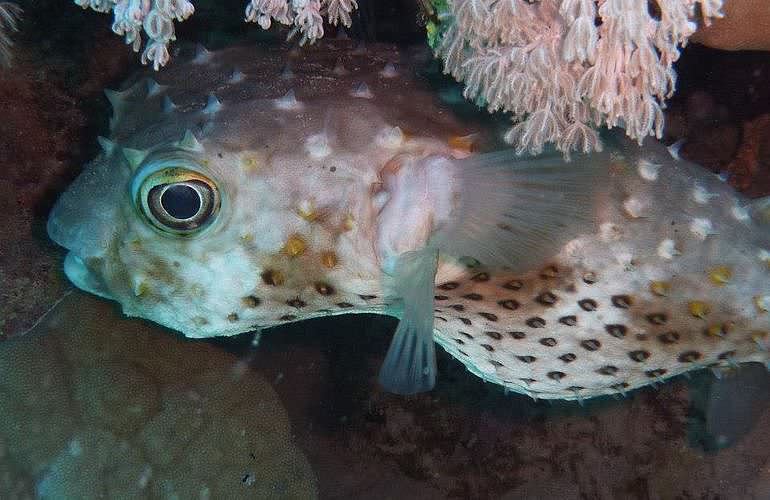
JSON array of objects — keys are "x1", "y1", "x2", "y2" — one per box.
[{"x1": 137, "y1": 167, "x2": 220, "y2": 235}]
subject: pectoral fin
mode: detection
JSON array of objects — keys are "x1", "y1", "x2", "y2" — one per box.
[{"x1": 378, "y1": 248, "x2": 439, "y2": 395}]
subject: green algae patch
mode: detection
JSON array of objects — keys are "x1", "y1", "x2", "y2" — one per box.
[{"x1": 0, "y1": 293, "x2": 317, "y2": 499}]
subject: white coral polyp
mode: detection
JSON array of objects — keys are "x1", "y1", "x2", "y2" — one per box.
[
  {"x1": 77, "y1": 0, "x2": 361, "y2": 68},
  {"x1": 244, "y1": 0, "x2": 358, "y2": 45},
  {"x1": 436, "y1": 0, "x2": 724, "y2": 156},
  {"x1": 74, "y1": 0, "x2": 722, "y2": 156}
]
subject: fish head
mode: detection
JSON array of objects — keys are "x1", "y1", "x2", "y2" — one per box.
[{"x1": 46, "y1": 97, "x2": 460, "y2": 338}]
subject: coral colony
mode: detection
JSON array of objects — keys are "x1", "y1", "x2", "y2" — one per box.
[{"x1": 72, "y1": 0, "x2": 724, "y2": 154}]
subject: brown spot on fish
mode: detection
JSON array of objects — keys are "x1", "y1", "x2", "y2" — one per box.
[
  {"x1": 479, "y1": 312, "x2": 498, "y2": 322},
  {"x1": 540, "y1": 265, "x2": 559, "y2": 279},
  {"x1": 548, "y1": 371, "x2": 566, "y2": 381},
  {"x1": 646, "y1": 313, "x2": 668, "y2": 325},
  {"x1": 227, "y1": 312, "x2": 239, "y2": 322},
  {"x1": 241, "y1": 295, "x2": 261, "y2": 308},
  {"x1": 678, "y1": 350, "x2": 702, "y2": 363},
  {"x1": 559, "y1": 315, "x2": 577, "y2": 326},
  {"x1": 462, "y1": 293, "x2": 483, "y2": 301},
  {"x1": 509, "y1": 331, "x2": 526, "y2": 339},
  {"x1": 484, "y1": 331, "x2": 503, "y2": 340},
  {"x1": 539, "y1": 337, "x2": 557, "y2": 347},
  {"x1": 489, "y1": 359, "x2": 504, "y2": 367},
  {"x1": 578, "y1": 298, "x2": 598, "y2": 311},
  {"x1": 434, "y1": 295, "x2": 449, "y2": 300},
  {"x1": 526, "y1": 317, "x2": 546, "y2": 328},
  {"x1": 582, "y1": 272, "x2": 597, "y2": 284},
  {"x1": 261, "y1": 269, "x2": 285, "y2": 286},
  {"x1": 471, "y1": 272, "x2": 490, "y2": 282},
  {"x1": 597, "y1": 365, "x2": 618, "y2": 376},
  {"x1": 611, "y1": 294, "x2": 633, "y2": 308},
  {"x1": 611, "y1": 382, "x2": 630, "y2": 390},
  {"x1": 481, "y1": 343, "x2": 494, "y2": 352},
  {"x1": 605, "y1": 324, "x2": 628, "y2": 338},
  {"x1": 359, "y1": 294, "x2": 377, "y2": 300},
  {"x1": 581, "y1": 339, "x2": 601, "y2": 351},
  {"x1": 498, "y1": 299, "x2": 520, "y2": 310},
  {"x1": 559, "y1": 353, "x2": 577, "y2": 363},
  {"x1": 535, "y1": 291, "x2": 558, "y2": 306},
  {"x1": 629, "y1": 350, "x2": 650, "y2": 362},
  {"x1": 658, "y1": 331, "x2": 680, "y2": 344},
  {"x1": 279, "y1": 314, "x2": 297, "y2": 321},
  {"x1": 502, "y1": 279, "x2": 523, "y2": 290},
  {"x1": 718, "y1": 350, "x2": 736, "y2": 360},
  {"x1": 336, "y1": 302, "x2": 354, "y2": 308},
  {"x1": 450, "y1": 304, "x2": 465, "y2": 311},
  {"x1": 646, "y1": 368, "x2": 667, "y2": 378},
  {"x1": 459, "y1": 317, "x2": 472, "y2": 325},
  {"x1": 438, "y1": 281, "x2": 460, "y2": 290},
  {"x1": 459, "y1": 331, "x2": 474, "y2": 339},
  {"x1": 287, "y1": 298, "x2": 306, "y2": 308},
  {"x1": 517, "y1": 356, "x2": 536, "y2": 363}
]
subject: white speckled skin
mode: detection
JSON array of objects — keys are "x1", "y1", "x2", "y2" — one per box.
[{"x1": 48, "y1": 41, "x2": 769, "y2": 400}]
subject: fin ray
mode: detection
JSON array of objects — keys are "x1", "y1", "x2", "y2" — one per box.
[
  {"x1": 434, "y1": 150, "x2": 606, "y2": 271},
  {"x1": 378, "y1": 249, "x2": 439, "y2": 395}
]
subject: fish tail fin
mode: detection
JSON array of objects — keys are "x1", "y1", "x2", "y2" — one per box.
[
  {"x1": 433, "y1": 150, "x2": 607, "y2": 271},
  {"x1": 378, "y1": 249, "x2": 438, "y2": 395}
]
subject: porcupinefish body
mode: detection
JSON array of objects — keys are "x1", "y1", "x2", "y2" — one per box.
[{"x1": 47, "y1": 42, "x2": 770, "y2": 400}]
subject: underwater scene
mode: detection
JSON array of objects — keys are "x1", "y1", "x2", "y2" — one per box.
[{"x1": 1, "y1": 0, "x2": 769, "y2": 498}]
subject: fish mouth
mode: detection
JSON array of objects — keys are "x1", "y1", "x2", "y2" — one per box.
[{"x1": 63, "y1": 252, "x2": 114, "y2": 300}]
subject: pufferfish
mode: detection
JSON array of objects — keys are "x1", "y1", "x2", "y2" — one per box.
[{"x1": 47, "y1": 40, "x2": 770, "y2": 400}]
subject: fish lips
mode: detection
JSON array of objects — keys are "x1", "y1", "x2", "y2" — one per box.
[{"x1": 63, "y1": 252, "x2": 114, "y2": 300}]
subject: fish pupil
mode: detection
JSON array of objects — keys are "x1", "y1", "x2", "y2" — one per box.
[{"x1": 161, "y1": 184, "x2": 201, "y2": 220}]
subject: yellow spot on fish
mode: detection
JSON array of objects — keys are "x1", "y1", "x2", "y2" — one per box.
[
  {"x1": 297, "y1": 200, "x2": 318, "y2": 221},
  {"x1": 240, "y1": 233, "x2": 255, "y2": 243},
  {"x1": 321, "y1": 251, "x2": 338, "y2": 269},
  {"x1": 241, "y1": 295, "x2": 260, "y2": 307},
  {"x1": 708, "y1": 266, "x2": 732, "y2": 286},
  {"x1": 706, "y1": 322, "x2": 732, "y2": 338},
  {"x1": 189, "y1": 284, "x2": 204, "y2": 297},
  {"x1": 650, "y1": 280, "x2": 671, "y2": 297},
  {"x1": 688, "y1": 301, "x2": 711, "y2": 319},
  {"x1": 754, "y1": 295, "x2": 769, "y2": 313},
  {"x1": 283, "y1": 234, "x2": 308, "y2": 257},
  {"x1": 201, "y1": 159, "x2": 210, "y2": 167},
  {"x1": 130, "y1": 239, "x2": 142, "y2": 250},
  {"x1": 134, "y1": 280, "x2": 149, "y2": 297},
  {"x1": 192, "y1": 316, "x2": 209, "y2": 326},
  {"x1": 343, "y1": 214, "x2": 355, "y2": 231},
  {"x1": 241, "y1": 155, "x2": 261, "y2": 173}
]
